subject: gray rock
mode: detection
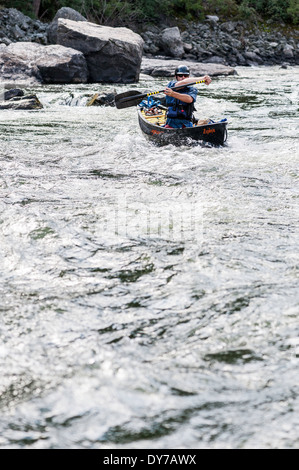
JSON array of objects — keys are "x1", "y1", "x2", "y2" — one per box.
[
  {"x1": 220, "y1": 22, "x2": 236, "y2": 34},
  {"x1": 183, "y1": 42, "x2": 193, "y2": 53},
  {"x1": 244, "y1": 50, "x2": 256, "y2": 59},
  {"x1": 204, "y1": 55, "x2": 227, "y2": 65},
  {"x1": 0, "y1": 44, "x2": 42, "y2": 84},
  {"x1": 0, "y1": 37, "x2": 12, "y2": 45},
  {"x1": 47, "y1": 7, "x2": 87, "y2": 44},
  {"x1": 0, "y1": 92, "x2": 43, "y2": 109},
  {"x1": 244, "y1": 50, "x2": 263, "y2": 64},
  {"x1": 3, "y1": 88, "x2": 24, "y2": 100},
  {"x1": 0, "y1": 42, "x2": 88, "y2": 84},
  {"x1": 38, "y1": 45, "x2": 88, "y2": 83},
  {"x1": 0, "y1": 8, "x2": 48, "y2": 44},
  {"x1": 235, "y1": 53, "x2": 247, "y2": 65},
  {"x1": 283, "y1": 44, "x2": 294, "y2": 58},
  {"x1": 159, "y1": 27, "x2": 184, "y2": 58},
  {"x1": 143, "y1": 42, "x2": 160, "y2": 55},
  {"x1": 141, "y1": 58, "x2": 236, "y2": 77},
  {"x1": 57, "y1": 19, "x2": 144, "y2": 83},
  {"x1": 206, "y1": 16, "x2": 219, "y2": 23}
]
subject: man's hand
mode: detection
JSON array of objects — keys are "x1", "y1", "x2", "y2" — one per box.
[
  {"x1": 204, "y1": 75, "x2": 212, "y2": 85},
  {"x1": 164, "y1": 87, "x2": 173, "y2": 97}
]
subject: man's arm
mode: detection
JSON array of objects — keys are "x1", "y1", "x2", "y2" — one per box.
[
  {"x1": 177, "y1": 75, "x2": 212, "y2": 87},
  {"x1": 164, "y1": 89, "x2": 193, "y2": 103},
  {"x1": 164, "y1": 75, "x2": 211, "y2": 102}
]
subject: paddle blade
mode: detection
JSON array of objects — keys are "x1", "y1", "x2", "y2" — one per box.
[{"x1": 115, "y1": 90, "x2": 145, "y2": 109}]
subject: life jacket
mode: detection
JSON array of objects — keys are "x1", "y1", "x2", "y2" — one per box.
[{"x1": 167, "y1": 97, "x2": 195, "y2": 121}]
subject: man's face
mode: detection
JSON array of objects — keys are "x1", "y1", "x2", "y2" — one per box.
[{"x1": 176, "y1": 73, "x2": 189, "y2": 81}]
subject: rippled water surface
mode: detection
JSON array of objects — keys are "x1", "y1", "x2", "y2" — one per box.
[{"x1": 0, "y1": 66, "x2": 298, "y2": 449}]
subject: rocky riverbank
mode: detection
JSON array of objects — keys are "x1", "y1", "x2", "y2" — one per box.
[
  {"x1": 140, "y1": 19, "x2": 299, "y2": 67},
  {"x1": 1, "y1": 7, "x2": 298, "y2": 69},
  {"x1": 0, "y1": 7, "x2": 236, "y2": 87},
  {"x1": 0, "y1": 7, "x2": 48, "y2": 45}
]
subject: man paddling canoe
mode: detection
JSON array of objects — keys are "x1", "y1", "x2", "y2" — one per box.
[{"x1": 164, "y1": 65, "x2": 211, "y2": 128}]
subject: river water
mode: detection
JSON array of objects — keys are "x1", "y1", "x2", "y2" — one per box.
[{"x1": 0, "y1": 66, "x2": 298, "y2": 449}]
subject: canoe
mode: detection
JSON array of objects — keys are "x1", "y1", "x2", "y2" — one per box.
[{"x1": 137, "y1": 107, "x2": 228, "y2": 147}]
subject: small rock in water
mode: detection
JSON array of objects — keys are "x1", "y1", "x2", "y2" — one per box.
[
  {"x1": 4, "y1": 88, "x2": 24, "y2": 100},
  {"x1": 0, "y1": 90, "x2": 43, "y2": 109}
]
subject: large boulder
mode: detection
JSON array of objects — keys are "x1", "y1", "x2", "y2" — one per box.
[
  {"x1": 159, "y1": 27, "x2": 184, "y2": 58},
  {"x1": 56, "y1": 19, "x2": 144, "y2": 83},
  {"x1": 47, "y1": 7, "x2": 87, "y2": 44},
  {"x1": 0, "y1": 42, "x2": 88, "y2": 84}
]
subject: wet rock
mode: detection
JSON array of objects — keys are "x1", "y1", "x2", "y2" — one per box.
[
  {"x1": 3, "y1": 88, "x2": 24, "y2": 100},
  {"x1": 56, "y1": 19, "x2": 144, "y2": 83},
  {"x1": 0, "y1": 89, "x2": 43, "y2": 109}
]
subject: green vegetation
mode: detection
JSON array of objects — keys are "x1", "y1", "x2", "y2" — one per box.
[
  {"x1": 1, "y1": 0, "x2": 298, "y2": 25},
  {"x1": 236, "y1": 0, "x2": 299, "y2": 24}
]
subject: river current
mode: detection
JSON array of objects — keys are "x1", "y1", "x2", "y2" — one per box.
[{"x1": 0, "y1": 66, "x2": 298, "y2": 449}]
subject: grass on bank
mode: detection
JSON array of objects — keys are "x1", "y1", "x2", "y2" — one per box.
[{"x1": 1, "y1": 0, "x2": 298, "y2": 27}]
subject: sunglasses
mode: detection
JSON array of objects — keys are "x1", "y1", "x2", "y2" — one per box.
[{"x1": 176, "y1": 74, "x2": 189, "y2": 77}]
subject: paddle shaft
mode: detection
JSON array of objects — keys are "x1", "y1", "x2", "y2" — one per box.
[
  {"x1": 115, "y1": 79, "x2": 206, "y2": 109},
  {"x1": 143, "y1": 79, "x2": 206, "y2": 98}
]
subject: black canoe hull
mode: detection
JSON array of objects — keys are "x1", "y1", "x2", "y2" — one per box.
[{"x1": 137, "y1": 108, "x2": 227, "y2": 147}]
